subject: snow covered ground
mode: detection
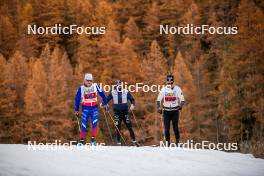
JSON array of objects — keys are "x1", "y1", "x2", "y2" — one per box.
[{"x1": 0, "y1": 144, "x2": 263, "y2": 176}]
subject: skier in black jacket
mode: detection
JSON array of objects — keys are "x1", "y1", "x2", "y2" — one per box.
[{"x1": 102, "y1": 80, "x2": 139, "y2": 146}]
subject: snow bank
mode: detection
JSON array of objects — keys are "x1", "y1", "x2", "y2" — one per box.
[{"x1": 0, "y1": 144, "x2": 263, "y2": 176}]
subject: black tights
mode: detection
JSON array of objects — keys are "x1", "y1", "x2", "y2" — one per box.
[
  {"x1": 163, "y1": 110, "x2": 180, "y2": 145},
  {"x1": 114, "y1": 110, "x2": 135, "y2": 142}
]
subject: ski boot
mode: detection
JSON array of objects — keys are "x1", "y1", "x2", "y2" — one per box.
[
  {"x1": 91, "y1": 136, "x2": 96, "y2": 146},
  {"x1": 176, "y1": 139, "x2": 180, "y2": 147},
  {"x1": 132, "y1": 140, "x2": 140, "y2": 147},
  {"x1": 116, "y1": 142, "x2": 122, "y2": 146},
  {"x1": 77, "y1": 138, "x2": 85, "y2": 145}
]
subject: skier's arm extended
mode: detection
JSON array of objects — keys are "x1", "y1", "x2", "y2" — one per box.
[
  {"x1": 75, "y1": 87, "x2": 81, "y2": 112},
  {"x1": 96, "y1": 84, "x2": 107, "y2": 104},
  {"x1": 102, "y1": 93, "x2": 113, "y2": 106}
]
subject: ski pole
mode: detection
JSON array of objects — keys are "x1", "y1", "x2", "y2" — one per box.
[
  {"x1": 105, "y1": 110, "x2": 127, "y2": 145},
  {"x1": 130, "y1": 110, "x2": 141, "y2": 131},
  {"x1": 130, "y1": 110, "x2": 145, "y2": 143},
  {"x1": 159, "y1": 111, "x2": 166, "y2": 142},
  {"x1": 102, "y1": 109, "x2": 114, "y2": 144},
  {"x1": 75, "y1": 114, "x2": 81, "y2": 133}
]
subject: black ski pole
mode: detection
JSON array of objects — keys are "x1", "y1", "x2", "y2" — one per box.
[
  {"x1": 160, "y1": 111, "x2": 165, "y2": 142},
  {"x1": 102, "y1": 109, "x2": 114, "y2": 144},
  {"x1": 130, "y1": 110, "x2": 145, "y2": 143},
  {"x1": 156, "y1": 108, "x2": 165, "y2": 142},
  {"x1": 106, "y1": 110, "x2": 127, "y2": 145},
  {"x1": 75, "y1": 114, "x2": 81, "y2": 133}
]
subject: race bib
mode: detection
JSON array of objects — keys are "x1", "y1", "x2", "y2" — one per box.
[
  {"x1": 164, "y1": 92, "x2": 177, "y2": 102},
  {"x1": 82, "y1": 85, "x2": 97, "y2": 100},
  {"x1": 165, "y1": 96, "x2": 177, "y2": 101},
  {"x1": 84, "y1": 92, "x2": 96, "y2": 99}
]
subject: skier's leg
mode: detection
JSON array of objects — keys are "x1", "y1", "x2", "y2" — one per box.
[
  {"x1": 90, "y1": 106, "x2": 99, "y2": 143},
  {"x1": 163, "y1": 111, "x2": 171, "y2": 146},
  {"x1": 80, "y1": 107, "x2": 89, "y2": 142},
  {"x1": 123, "y1": 113, "x2": 135, "y2": 141},
  {"x1": 172, "y1": 110, "x2": 180, "y2": 145},
  {"x1": 124, "y1": 113, "x2": 139, "y2": 146}
]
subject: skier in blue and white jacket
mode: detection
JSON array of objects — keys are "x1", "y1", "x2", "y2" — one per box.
[{"x1": 75, "y1": 73, "x2": 107, "y2": 145}]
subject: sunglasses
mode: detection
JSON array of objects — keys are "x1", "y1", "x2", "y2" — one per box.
[{"x1": 167, "y1": 80, "x2": 173, "y2": 84}]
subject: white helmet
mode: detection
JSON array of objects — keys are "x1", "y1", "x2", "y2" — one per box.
[{"x1": 84, "y1": 73, "x2": 93, "y2": 81}]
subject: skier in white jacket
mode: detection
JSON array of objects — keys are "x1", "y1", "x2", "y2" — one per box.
[{"x1": 157, "y1": 74, "x2": 185, "y2": 146}]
